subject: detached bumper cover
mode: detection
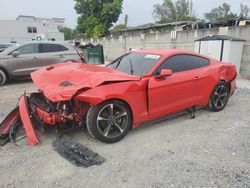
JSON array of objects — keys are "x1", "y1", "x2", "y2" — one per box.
[
  {"x1": 19, "y1": 96, "x2": 40, "y2": 146},
  {"x1": 0, "y1": 107, "x2": 19, "y2": 137},
  {"x1": 0, "y1": 95, "x2": 40, "y2": 146}
]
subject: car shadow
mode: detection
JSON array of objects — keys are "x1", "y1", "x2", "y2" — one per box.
[
  {"x1": 6, "y1": 78, "x2": 32, "y2": 86},
  {"x1": 131, "y1": 107, "x2": 209, "y2": 133}
]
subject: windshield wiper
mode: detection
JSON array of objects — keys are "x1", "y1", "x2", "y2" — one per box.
[
  {"x1": 114, "y1": 58, "x2": 122, "y2": 69},
  {"x1": 129, "y1": 59, "x2": 134, "y2": 75}
]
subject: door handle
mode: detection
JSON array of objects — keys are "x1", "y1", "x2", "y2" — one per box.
[
  {"x1": 33, "y1": 57, "x2": 38, "y2": 60},
  {"x1": 193, "y1": 76, "x2": 201, "y2": 80}
]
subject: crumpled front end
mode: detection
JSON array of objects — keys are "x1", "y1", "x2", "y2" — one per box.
[{"x1": 0, "y1": 92, "x2": 91, "y2": 146}]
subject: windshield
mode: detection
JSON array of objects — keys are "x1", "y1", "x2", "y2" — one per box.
[
  {"x1": 107, "y1": 52, "x2": 161, "y2": 76},
  {"x1": 0, "y1": 44, "x2": 19, "y2": 55}
]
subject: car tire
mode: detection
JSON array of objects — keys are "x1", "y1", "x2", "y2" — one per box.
[
  {"x1": 0, "y1": 69, "x2": 7, "y2": 86},
  {"x1": 208, "y1": 81, "x2": 229, "y2": 112},
  {"x1": 86, "y1": 100, "x2": 132, "y2": 143}
]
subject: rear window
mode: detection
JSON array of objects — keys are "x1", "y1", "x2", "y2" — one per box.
[{"x1": 41, "y1": 44, "x2": 69, "y2": 53}]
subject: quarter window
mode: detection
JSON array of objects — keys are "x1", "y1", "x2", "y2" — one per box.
[
  {"x1": 41, "y1": 44, "x2": 68, "y2": 53},
  {"x1": 156, "y1": 54, "x2": 210, "y2": 74}
]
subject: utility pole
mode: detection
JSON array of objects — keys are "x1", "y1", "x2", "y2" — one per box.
[{"x1": 124, "y1": 14, "x2": 128, "y2": 53}]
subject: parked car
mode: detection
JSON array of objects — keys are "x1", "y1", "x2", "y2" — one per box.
[
  {"x1": 0, "y1": 43, "x2": 15, "y2": 53},
  {"x1": 0, "y1": 41, "x2": 84, "y2": 86},
  {"x1": 0, "y1": 49, "x2": 237, "y2": 145}
]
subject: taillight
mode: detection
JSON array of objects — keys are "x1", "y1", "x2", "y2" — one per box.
[{"x1": 79, "y1": 52, "x2": 85, "y2": 58}]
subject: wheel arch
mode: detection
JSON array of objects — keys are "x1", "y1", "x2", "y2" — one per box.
[
  {"x1": 219, "y1": 79, "x2": 231, "y2": 93},
  {"x1": 0, "y1": 66, "x2": 10, "y2": 79},
  {"x1": 94, "y1": 98, "x2": 134, "y2": 127}
]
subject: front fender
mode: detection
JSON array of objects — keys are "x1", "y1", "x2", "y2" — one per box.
[{"x1": 74, "y1": 80, "x2": 149, "y2": 126}]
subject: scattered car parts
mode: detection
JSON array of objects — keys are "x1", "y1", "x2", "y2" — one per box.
[{"x1": 52, "y1": 136, "x2": 106, "y2": 167}]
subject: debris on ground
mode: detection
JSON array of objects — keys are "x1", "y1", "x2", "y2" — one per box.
[{"x1": 52, "y1": 136, "x2": 106, "y2": 167}]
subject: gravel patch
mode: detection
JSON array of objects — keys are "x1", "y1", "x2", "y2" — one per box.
[{"x1": 0, "y1": 78, "x2": 249, "y2": 188}]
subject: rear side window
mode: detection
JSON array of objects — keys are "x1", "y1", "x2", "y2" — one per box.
[
  {"x1": 156, "y1": 54, "x2": 209, "y2": 74},
  {"x1": 41, "y1": 44, "x2": 69, "y2": 53}
]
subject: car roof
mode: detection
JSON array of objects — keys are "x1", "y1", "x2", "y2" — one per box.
[
  {"x1": 132, "y1": 48, "x2": 213, "y2": 61},
  {"x1": 133, "y1": 49, "x2": 198, "y2": 56},
  {"x1": 22, "y1": 41, "x2": 70, "y2": 45}
]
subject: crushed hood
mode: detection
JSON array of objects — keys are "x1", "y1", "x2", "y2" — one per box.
[{"x1": 31, "y1": 62, "x2": 140, "y2": 102}]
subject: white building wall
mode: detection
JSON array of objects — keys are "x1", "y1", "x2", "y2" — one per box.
[
  {"x1": 0, "y1": 17, "x2": 65, "y2": 43},
  {"x1": 223, "y1": 41, "x2": 244, "y2": 73},
  {"x1": 89, "y1": 26, "x2": 250, "y2": 77}
]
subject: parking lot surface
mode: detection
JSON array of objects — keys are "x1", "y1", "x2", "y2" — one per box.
[{"x1": 0, "y1": 79, "x2": 250, "y2": 188}]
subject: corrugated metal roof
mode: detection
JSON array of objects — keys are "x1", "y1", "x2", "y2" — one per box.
[
  {"x1": 195, "y1": 35, "x2": 246, "y2": 42},
  {"x1": 121, "y1": 21, "x2": 194, "y2": 31}
]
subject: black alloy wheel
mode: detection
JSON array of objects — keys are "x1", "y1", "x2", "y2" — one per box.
[
  {"x1": 86, "y1": 100, "x2": 132, "y2": 143},
  {"x1": 209, "y1": 81, "x2": 229, "y2": 112}
]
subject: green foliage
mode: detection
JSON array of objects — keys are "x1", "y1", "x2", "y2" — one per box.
[
  {"x1": 74, "y1": 0, "x2": 123, "y2": 38},
  {"x1": 204, "y1": 3, "x2": 237, "y2": 22},
  {"x1": 59, "y1": 27, "x2": 74, "y2": 40},
  {"x1": 153, "y1": 0, "x2": 197, "y2": 23},
  {"x1": 112, "y1": 24, "x2": 126, "y2": 32},
  {"x1": 240, "y1": 3, "x2": 250, "y2": 18}
]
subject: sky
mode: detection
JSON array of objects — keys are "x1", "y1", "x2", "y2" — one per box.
[{"x1": 0, "y1": 0, "x2": 249, "y2": 29}]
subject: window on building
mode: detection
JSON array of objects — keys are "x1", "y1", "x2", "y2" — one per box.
[
  {"x1": 155, "y1": 54, "x2": 210, "y2": 75},
  {"x1": 27, "y1": 27, "x2": 37, "y2": 33},
  {"x1": 33, "y1": 27, "x2": 37, "y2": 33},
  {"x1": 27, "y1": 27, "x2": 32, "y2": 33}
]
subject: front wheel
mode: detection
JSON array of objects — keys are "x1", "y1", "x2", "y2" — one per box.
[
  {"x1": 208, "y1": 81, "x2": 229, "y2": 112},
  {"x1": 86, "y1": 100, "x2": 132, "y2": 143}
]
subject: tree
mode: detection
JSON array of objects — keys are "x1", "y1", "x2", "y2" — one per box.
[
  {"x1": 74, "y1": 0, "x2": 123, "y2": 38},
  {"x1": 153, "y1": 0, "x2": 197, "y2": 23},
  {"x1": 240, "y1": 3, "x2": 250, "y2": 18},
  {"x1": 112, "y1": 24, "x2": 126, "y2": 32},
  {"x1": 59, "y1": 27, "x2": 74, "y2": 40},
  {"x1": 204, "y1": 3, "x2": 237, "y2": 22}
]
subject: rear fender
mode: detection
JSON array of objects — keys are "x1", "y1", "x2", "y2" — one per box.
[
  {"x1": 218, "y1": 63, "x2": 237, "y2": 94},
  {"x1": 218, "y1": 63, "x2": 237, "y2": 82}
]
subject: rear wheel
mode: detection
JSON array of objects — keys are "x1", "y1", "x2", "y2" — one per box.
[
  {"x1": 86, "y1": 100, "x2": 132, "y2": 143},
  {"x1": 209, "y1": 81, "x2": 229, "y2": 112},
  {"x1": 0, "y1": 69, "x2": 7, "y2": 86}
]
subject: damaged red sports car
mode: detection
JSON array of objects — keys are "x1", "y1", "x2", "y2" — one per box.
[{"x1": 0, "y1": 49, "x2": 237, "y2": 145}]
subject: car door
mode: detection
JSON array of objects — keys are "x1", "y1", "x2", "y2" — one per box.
[
  {"x1": 38, "y1": 43, "x2": 79, "y2": 67},
  {"x1": 7, "y1": 44, "x2": 40, "y2": 77},
  {"x1": 36, "y1": 43, "x2": 67, "y2": 67},
  {"x1": 148, "y1": 54, "x2": 210, "y2": 120}
]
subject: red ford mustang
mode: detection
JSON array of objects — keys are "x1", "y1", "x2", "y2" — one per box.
[{"x1": 0, "y1": 49, "x2": 237, "y2": 145}]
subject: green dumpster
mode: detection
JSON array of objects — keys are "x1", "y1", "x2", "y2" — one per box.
[{"x1": 82, "y1": 44, "x2": 104, "y2": 65}]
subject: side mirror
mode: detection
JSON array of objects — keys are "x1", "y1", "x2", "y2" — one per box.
[
  {"x1": 160, "y1": 69, "x2": 172, "y2": 77},
  {"x1": 142, "y1": 73, "x2": 151, "y2": 78},
  {"x1": 12, "y1": 51, "x2": 20, "y2": 57}
]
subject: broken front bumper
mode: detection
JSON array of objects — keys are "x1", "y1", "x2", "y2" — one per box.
[
  {"x1": 0, "y1": 95, "x2": 40, "y2": 146},
  {"x1": 19, "y1": 95, "x2": 40, "y2": 146}
]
